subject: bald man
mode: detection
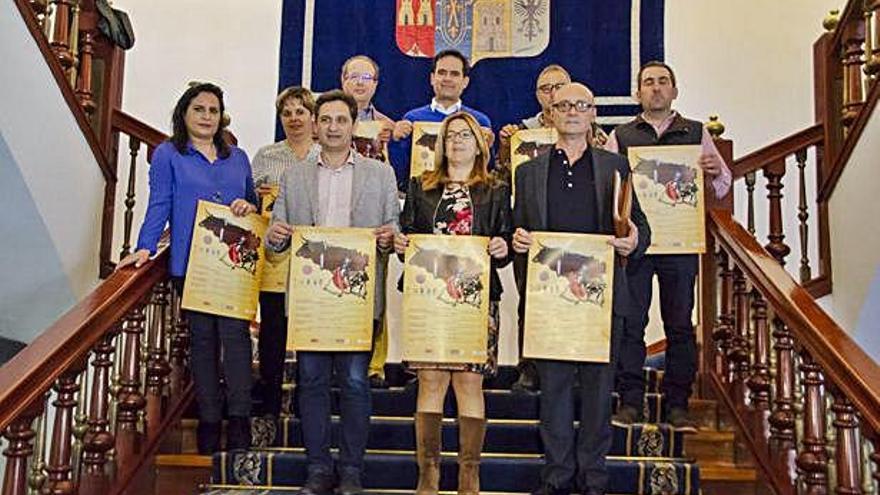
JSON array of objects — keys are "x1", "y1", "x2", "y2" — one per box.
[{"x1": 512, "y1": 83, "x2": 651, "y2": 495}]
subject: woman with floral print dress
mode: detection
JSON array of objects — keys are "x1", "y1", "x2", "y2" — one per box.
[{"x1": 394, "y1": 112, "x2": 512, "y2": 495}]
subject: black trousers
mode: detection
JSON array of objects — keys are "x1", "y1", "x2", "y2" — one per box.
[
  {"x1": 617, "y1": 254, "x2": 698, "y2": 411},
  {"x1": 536, "y1": 316, "x2": 622, "y2": 492},
  {"x1": 257, "y1": 291, "x2": 289, "y2": 416}
]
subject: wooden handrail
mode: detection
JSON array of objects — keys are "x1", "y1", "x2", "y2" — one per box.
[
  {"x1": 731, "y1": 124, "x2": 824, "y2": 179},
  {"x1": 11, "y1": 0, "x2": 116, "y2": 183},
  {"x1": 709, "y1": 208, "x2": 880, "y2": 434},
  {"x1": 111, "y1": 109, "x2": 167, "y2": 157},
  {"x1": 819, "y1": 78, "x2": 880, "y2": 201},
  {"x1": 0, "y1": 249, "x2": 168, "y2": 433}
]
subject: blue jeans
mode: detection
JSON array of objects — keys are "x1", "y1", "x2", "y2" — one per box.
[{"x1": 297, "y1": 349, "x2": 372, "y2": 476}]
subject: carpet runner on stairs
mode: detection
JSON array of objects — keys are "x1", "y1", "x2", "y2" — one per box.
[{"x1": 203, "y1": 363, "x2": 700, "y2": 494}]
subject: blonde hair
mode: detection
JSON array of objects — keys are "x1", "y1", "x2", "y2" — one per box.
[{"x1": 421, "y1": 112, "x2": 491, "y2": 191}]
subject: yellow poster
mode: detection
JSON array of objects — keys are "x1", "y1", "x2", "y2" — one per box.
[
  {"x1": 627, "y1": 145, "x2": 706, "y2": 254},
  {"x1": 287, "y1": 227, "x2": 376, "y2": 351},
  {"x1": 353, "y1": 120, "x2": 388, "y2": 163},
  {"x1": 260, "y1": 250, "x2": 289, "y2": 293},
  {"x1": 261, "y1": 184, "x2": 280, "y2": 220},
  {"x1": 410, "y1": 122, "x2": 442, "y2": 179},
  {"x1": 510, "y1": 127, "x2": 557, "y2": 200},
  {"x1": 523, "y1": 232, "x2": 615, "y2": 363},
  {"x1": 402, "y1": 235, "x2": 490, "y2": 363},
  {"x1": 182, "y1": 200, "x2": 267, "y2": 320}
]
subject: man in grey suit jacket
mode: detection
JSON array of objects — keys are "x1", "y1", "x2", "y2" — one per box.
[
  {"x1": 512, "y1": 83, "x2": 650, "y2": 495},
  {"x1": 266, "y1": 90, "x2": 399, "y2": 495}
]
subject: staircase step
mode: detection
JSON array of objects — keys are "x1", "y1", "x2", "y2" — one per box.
[
  {"x1": 212, "y1": 450, "x2": 700, "y2": 494},
  {"x1": 178, "y1": 417, "x2": 690, "y2": 458}
]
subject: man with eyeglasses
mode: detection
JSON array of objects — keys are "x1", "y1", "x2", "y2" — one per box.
[
  {"x1": 512, "y1": 83, "x2": 650, "y2": 495},
  {"x1": 341, "y1": 55, "x2": 395, "y2": 389},
  {"x1": 605, "y1": 61, "x2": 731, "y2": 430},
  {"x1": 389, "y1": 49, "x2": 493, "y2": 192}
]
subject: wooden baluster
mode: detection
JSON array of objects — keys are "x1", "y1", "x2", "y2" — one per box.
[
  {"x1": 859, "y1": 436, "x2": 874, "y2": 495},
  {"x1": 2, "y1": 404, "x2": 43, "y2": 495},
  {"x1": 66, "y1": 1, "x2": 79, "y2": 87},
  {"x1": 796, "y1": 352, "x2": 829, "y2": 493},
  {"x1": 145, "y1": 282, "x2": 172, "y2": 438},
  {"x1": 69, "y1": 369, "x2": 89, "y2": 485},
  {"x1": 841, "y1": 20, "x2": 866, "y2": 128},
  {"x1": 27, "y1": 404, "x2": 48, "y2": 494},
  {"x1": 42, "y1": 2, "x2": 53, "y2": 38},
  {"x1": 795, "y1": 148, "x2": 812, "y2": 283},
  {"x1": 119, "y1": 136, "x2": 141, "y2": 260},
  {"x1": 769, "y1": 318, "x2": 797, "y2": 449},
  {"x1": 827, "y1": 394, "x2": 840, "y2": 492},
  {"x1": 865, "y1": 1, "x2": 880, "y2": 77},
  {"x1": 728, "y1": 268, "x2": 751, "y2": 394},
  {"x1": 869, "y1": 434, "x2": 880, "y2": 491},
  {"x1": 746, "y1": 291, "x2": 771, "y2": 410},
  {"x1": 74, "y1": 30, "x2": 96, "y2": 116},
  {"x1": 832, "y1": 395, "x2": 863, "y2": 494},
  {"x1": 168, "y1": 288, "x2": 190, "y2": 397},
  {"x1": 115, "y1": 306, "x2": 147, "y2": 465},
  {"x1": 42, "y1": 365, "x2": 85, "y2": 494},
  {"x1": 48, "y1": 0, "x2": 74, "y2": 70},
  {"x1": 745, "y1": 171, "x2": 757, "y2": 235},
  {"x1": 764, "y1": 160, "x2": 792, "y2": 265},
  {"x1": 712, "y1": 250, "x2": 734, "y2": 378},
  {"x1": 80, "y1": 332, "x2": 118, "y2": 494}
]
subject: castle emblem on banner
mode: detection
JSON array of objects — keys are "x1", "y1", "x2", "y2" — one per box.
[{"x1": 396, "y1": 0, "x2": 550, "y2": 63}]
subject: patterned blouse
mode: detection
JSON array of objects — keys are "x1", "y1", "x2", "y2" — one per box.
[{"x1": 432, "y1": 183, "x2": 473, "y2": 235}]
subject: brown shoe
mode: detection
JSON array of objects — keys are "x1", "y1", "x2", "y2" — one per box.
[
  {"x1": 415, "y1": 412, "x2": 442, "y2": 495},
  {"x1": 457, "y1": 416, "x2": 486, "y2": 495}
]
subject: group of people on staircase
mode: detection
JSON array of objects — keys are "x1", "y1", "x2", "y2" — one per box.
[{"x1": 118, "y1": 48, "x2": 731, "y2": 495}]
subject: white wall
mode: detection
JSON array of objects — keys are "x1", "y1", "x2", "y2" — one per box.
[{"x1": 0, "y1": 3, "x2": 105, "y2": 342}]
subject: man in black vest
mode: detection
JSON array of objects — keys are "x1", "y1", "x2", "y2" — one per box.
[
  {"x1": 513, "y1": 82, "x2": 651, "y2": 495},
  {"x1": 605, "y1": 61, "x2": 731, "y2": 428}
]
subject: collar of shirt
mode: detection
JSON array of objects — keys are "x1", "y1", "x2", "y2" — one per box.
[
  {"x1": 638, "y1": 110, "x2": 679, "y2": 137},
  {"x1": 357, "y1": 103, "x2": 376, "y2": 122},
  {"x1": 430, "y1": 98, "x2": 462, "y2": 116},
  {"x1": 317, "y1": 149, "x2": 356, "y2": 170}
]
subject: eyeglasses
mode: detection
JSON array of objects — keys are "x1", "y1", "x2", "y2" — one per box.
[
  {"x1": 538, "y1": 82, "x2": 566, "y2": 94},
  {"x1": 445, "y1": 129, "x2": 476, "y2": 141},
  {"x1": 552, "y1": 100, "x2": 595, "y2": 113},
  {"x1": 345, "y1": 72, "x2": 376, "y2": 83}
]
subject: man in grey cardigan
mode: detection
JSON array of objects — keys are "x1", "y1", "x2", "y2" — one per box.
[{"x1": 266, "y1": 90, "x2": 399, "y2": 495}]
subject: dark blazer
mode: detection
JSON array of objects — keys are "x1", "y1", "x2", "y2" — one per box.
[
  {"x1": 399, "y1": 176, "x2": 514, "y2": 301},
  {"x1": 512, "y1": 147, "x2": 651, "y2": 317}
]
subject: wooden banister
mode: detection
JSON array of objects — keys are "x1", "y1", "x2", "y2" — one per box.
[
  {"x1": 731, "y1": 124, "x2": 823, "y2": 179},
  {"x1": 11, "y1": 0, "x2": 115, "y2": 183},
  {"x1": 111, "y1": 109, "x2": 167, "y2": 159},
  {"x1": 0, "y1": 250, "x2": 168, "y2": 432},
  {"x1": 710, "y1": 209, "x2": 880, "y2": 434}
]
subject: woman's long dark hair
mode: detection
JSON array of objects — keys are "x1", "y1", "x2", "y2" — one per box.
[{"x1": 170, "y1": 82, "x2": 230, "y2": 159}]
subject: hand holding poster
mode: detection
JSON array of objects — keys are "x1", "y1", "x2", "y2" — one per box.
[
  {"x1": 523, "y1": 232, "x2": 615, "y2": 363},
  {"x1": 402, "y1": 235, "x2": 490, "y2": 363},
  {"x1": 182, "y1": 200, "x2": 267, "y2": 319},
  {"x1": 410, "y1": 122, "x2": 442, "y2": 179},
  {"x1": 627, "y1": 145, "x2": 705, "y2": 254},
  {"x1": 287, "y1": 227, "x2": 376, "y2": 351}
]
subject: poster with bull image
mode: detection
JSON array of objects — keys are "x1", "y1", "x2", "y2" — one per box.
[
  {"x1": 402, "y1": 235, "x2": 490, "y2": 363},
  {"x1": 523, "y1": 232, "x2": 615, "y2": 363},
  {"x1": 627, "y1": 145, "x2": 706, "y2": 254},
  {"x1": 510, "y1": 127, "x2": 557, "y2": 201},
  {"x1": 287, "y1": 227, "x2": 376, "y2": 351},
  {"x1": 353, "y1": 120, "x2": 388, "y2": 163},
  {"x1": 409, "y1": 122, "x2": 442, "y2": 179},
  {"x1": 181, "y1": 200, "x2": 267, "y2": 320}
]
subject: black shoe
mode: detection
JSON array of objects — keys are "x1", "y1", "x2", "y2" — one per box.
[
  {"x1": 530, "y1": 484, "x2": 570, "y2": 495},
  {"x1": 226, "y1": 416, "x2": 253, "y2": 451},
  {"x1": 667, "y1": 407, "x2": 698, "y2": 431},
  {"x1": 298, "y1": 472, "x2": 335, "y2": 495},
  {"x1": 196, "y1": 421, "x2": 221, "y2": 454},
  {"x1": 337, "y1": 469, "x2": 363, "y2": 495},
  {"x1": 612, "y1": 404, "x2": 643, "y2": 425},
  {"x1": 369, "y1": 374, "x2": 388, "y2": 389},
  {"x1": 512, "y1": 361, "x2": 539, "y2": 393}
]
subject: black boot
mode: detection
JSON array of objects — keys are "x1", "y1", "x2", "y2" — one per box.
[
  {"x1": 196, "y1": 421, "x2": 221, "y2": 454},
  {"x1": 226, "y1": 416, "x2": 253, "y2": 451}
]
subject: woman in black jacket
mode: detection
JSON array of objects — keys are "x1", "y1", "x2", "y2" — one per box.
[{"x1": 394, "y1": 111, "x2": 512, "y2": 495}]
